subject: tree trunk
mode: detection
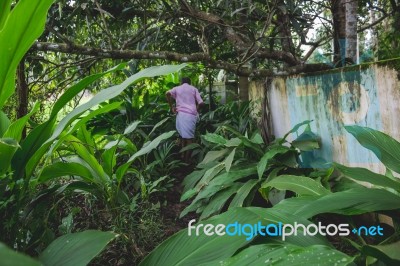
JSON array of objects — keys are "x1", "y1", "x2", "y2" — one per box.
[
  {"x1": 332, "y1": 0, "x2": 358, "y2": 66},
  {"x1": 17, "y1": 59, "x2": 28, "y2": 138}
]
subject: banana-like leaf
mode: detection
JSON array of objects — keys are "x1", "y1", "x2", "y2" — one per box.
[
  {"x1": 361, "y1": 241, "x2": 400, "y2": 265},
  {"x1": 12, "y1": 64, "x2": 125, "y2": 180},
  {"x1": 0, "y1": 111, "x2": 11, "y2": 137},
  {"x1": 181, "y1": 166, "x2": 258, "y2": 217},
  {"x1": 224, "y1": 148, "x2": 236, "y2": 172},
  {"x1": 3, "y1": 102, "x2": 39, "y2": 142},
  {"x1": 334, "y1": 163, "x2": 400, "y2": 191},
  {"x1": 204, "y1": 244, "x2": 354, "y2": 266},
  {"x1": 200, "y1": 148, "x2": 231, "y2": 165},
  {"x1": 294, "y1": 188, "x2": 400, "y2": 218},
  {"x1": 0, "y1": 242, "x2": 41, "y2": 266},
  {"x1": 203, "y1": 133, "x2": 228, "y2": 145},
  {"x1": 257, "y1": 146, "x2": 290, "y2": 179},
  {"x1": 261, "y1": 175, "x2": 331, "y2": 197},
  {"x1": 140, "y1": 207, "x2": 329, "y2": 266},
  {"x1": 345, "y1": 125, "x2": 400, "y2": 174},
  {"x1": 0, "y1": 0, "x2": 54, "y2": 109},
  {"x1": 39, "y1": 230, "x2": 117, "y2": 266},
  {"x1": 128, "y1": 130, "x2": 176, "y2": 162},
  {"x1": 124, "y1": 120, "x2": 142, "y2": 135},
  {"x1": 0, "y1": 0, "x2": 12, "y2": 30},
  {"x1": 38, "y1": 162, "x2": 95, "y2": 183},
  {"x1": 200, "y1": 184, "x2": 242, "y2": 219},
  {"x1": 0, "y1": 138, "x2": 19, "y2": 176},
  {"x1": 229, "y1": 179, "x2": 260, "y2": 208}
]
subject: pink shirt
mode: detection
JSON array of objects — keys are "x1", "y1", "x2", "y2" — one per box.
[{"x1": 168, "y1": 83, "x2": 203, "y2": 115}]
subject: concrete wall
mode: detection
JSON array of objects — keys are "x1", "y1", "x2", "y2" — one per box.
[{"x1": 249, "y1": 60, "x2": 400, "y2": 172}]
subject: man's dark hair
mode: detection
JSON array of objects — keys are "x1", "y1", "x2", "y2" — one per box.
[{"x1": 181, "y1": 77, "x2": 191, "y2": 85}]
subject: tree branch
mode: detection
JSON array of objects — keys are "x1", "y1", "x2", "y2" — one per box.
[{"x1": 31, "y1": 41, "x2": 332, "y2": 77}]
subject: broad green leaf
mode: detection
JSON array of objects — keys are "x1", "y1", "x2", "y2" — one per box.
[
  {"x1": 225, "y1": 148, "x2": 236, "y2": 172},
  {"x1": 200, "y1": 184, "x2": 241, "y2": 219},
  {"x1": 3, "y1": 102, "x2": 39, "y2": 142},
  {"x1": 257, "y1": 146, "x2": 290, "y2": 179},
  {"x1": 205, "y1": 244, "x2": 354, "y2": 266},
  {"x1": 102, "y1": 144, "x2": 117, "y2": 177},
  {"x1": 334, "y1": 163, "x2": 400, "y2": 191},
  {"x1": 224, "y1": 137, "x2": 242, "y2": 147},
  {"x1": 0, "y1": 138, "x2": 19, "y2": 176},
  {"x1": 75, "y1": 125, "x2": 95, "y2": 155},
  {"x1": 64, "y1": 135, "x2": 109, "y2": 182},
  {"x1": 12, "y1": 64, "x2": 125, "y2": 180},
  {"x1": 200, "y1": 149, "x2": 230, "y2": 165},
  {"x1": 181, "y1": 166, "x2": 257, "y2": 216},
  {"x1": 361, "y1": 241, "x2": 400, "y2": 265},
  {"x1": 345, "y1": 125, "x2": 400, "y2": 173},
  {"x1": 182, "y1": 165, "x2": 214, "y2": 193},
  {"x1": 229, "y1": 179, "x2": 260, "y2": 208},
  {"x1": 281, "y1": 120, "x2": 313, "y2": 142},
  {"x1": 140, "y1": 207, "x2": 328, "y2": 266},
  {"x1": 291, "y1": 125, "x2": 320, "y2": 151},
  {"x1": 0, "y1": 111, "x2": 11, "y2": 137},
  {"x1": 181, "y1": 163, "x2": 224, "y2": 201},
  {"x1": 0, "y1": 242, "x2": 41, "y2": 266},
  {"x1": 203, "y1": 133, "x2": 227, "y2": 145},
  {"x1": 0, "y1": 0, "x2": 55, "y2": 109},
  {"x1": 38, "y1": 162, "x2": 95, "y2": 183},
  {"x1": 0, "y1": 0, "x2": 12, "y2": 30},
  {"x1": 128, "y1": 130, "x2": 176, "y2": 162},
  {"x1": 39, "y1": 230, "x2": 117, "y2": 266},
  {"x1": 262, "y1": 175, "x2": 331, "y2": 196},
  {"x1": 294, "y1": 188, "x2": 400, "y2": 218},
  {"x1": 124, "y1": 121, "x2": 141, "y2": 135},
  {"x1": 148, "y1": 117, "x2": 170, "y2": 137}
]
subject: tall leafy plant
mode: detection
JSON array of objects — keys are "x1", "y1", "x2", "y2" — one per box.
[
  {"x1": 141, "y1": 125, "x2": 400, "y2": 265},
  {"x1": 180, "y1": 120, "x2": 324, "y2": 220}
]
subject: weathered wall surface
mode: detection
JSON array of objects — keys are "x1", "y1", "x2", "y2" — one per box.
[{"x1": 249, "y1": 60, "x2": 400, "y2": 172}]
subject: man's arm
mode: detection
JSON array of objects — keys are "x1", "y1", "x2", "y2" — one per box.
[
  {"x1": 197, "y1": 102, "x2": 205, "y2": 113},
  {"x1": 166, "y1": 91, "x2": 177, "y2": 114}
]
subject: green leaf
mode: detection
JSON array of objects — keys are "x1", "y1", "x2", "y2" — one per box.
[
  {"x1": 3, "y1": 102, "x2": 39, "y2": 142},
  {"x1": 0, "y1": 0, "x2": 55, "y2": 109},
  {"x1": 0, "y1": 111, "x2": 11, "y2": 137},
  {"x1": 0, "y1": 138, "x2": 19, "y2": 176},
  {"x1": 225, "y1": 148, "x2": 236, "y2": 172},
  {"x1": 257, "y1": 146, "x2": 290, "y2": 179},
  {"x1": 229, "y1": 179, "x2": 260, "y2": 208},
  {"x1": 0, "y1": 242, "x2": 41, "y2": 266},
  {"x1": 200, "y1": 149, "x2": 230, "y2": 165},
  {"x1": 0, "y1": 0, "x2": 12, "y2": 30},
  {"x1": 148, "y1": 117, "x2": 170, "y2": 137},
  {"x1": 39, "y1": 230, "x2": 117, "y2": 266},
  {"x1": 281, "y1": 120, "x2": 313, "y2": 142},
  {"x1": 128, "y1": 130, "x2": 176, "y2": 162},
  {"x1": 140, "y1": 207, "x2": 328, "y2": 266},
  {"x1": 345, "y1": 125, "x2": 400, "y2": 173},
  {"x1": 38, "y1": 162, "x2": 95, "y2": 183},
  {"x1": 203, "y1": 133, "x2": 227, "y2": 145},
  {"x1": 200, "y1": 184, "x2": 241, "y2": 219},
  {"x1": 12, "y1": 64, "x2": 125, "y2": 180},
  {"x1": 361, "y1": 241, "x2": 400, "y2": 265},
  {"x1": 206, "y1": 244, "x2": 354, "y2": 266},
  {"x1": 262, "y1": 175, "x2": 331, "y2": 196},
  {"x1": 334, "y1": 163, "x2": 400, "y2": 191},
  {"x1": 124, "y1": 121, "x2": 142, "y2": 135},
  {"x1": 294, "y1": 188, "x2": 400, "y2": 218}
]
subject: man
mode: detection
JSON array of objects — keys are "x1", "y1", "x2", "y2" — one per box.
[{"x1": 166, "y1": 77, "x2": 204, "y2": 162}]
